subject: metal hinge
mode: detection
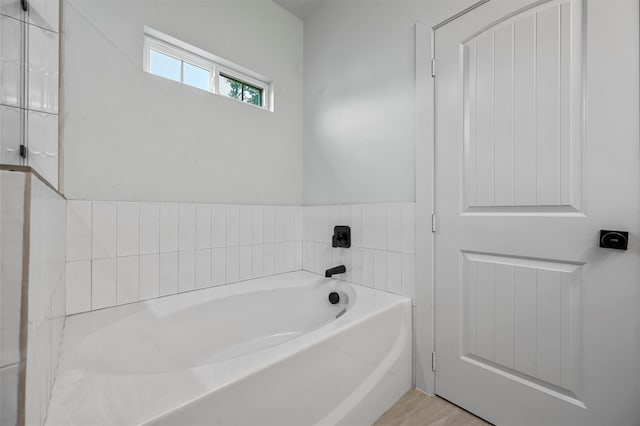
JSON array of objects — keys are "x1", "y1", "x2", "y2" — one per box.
[
  {"x1": 431, "y1": 58, "x2": 436, "y2": 77},
  {"x1": 431, "y1": 214, "x2": 437, "y2": 233},
  {"x1": 431, "y1": 352, "x2": 437, "y2": 372},
  {"x1": 19, "y1": 144, "x2": 26, "y2": 159}
]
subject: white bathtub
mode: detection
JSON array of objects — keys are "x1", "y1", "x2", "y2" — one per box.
[{"x1": 46, "y1": 271, "x2": 412, "y2": 426}]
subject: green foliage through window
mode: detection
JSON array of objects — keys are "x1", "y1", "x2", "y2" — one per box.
[{"x1": 220, "y1": 73, "x2": 263, "y2": 107}]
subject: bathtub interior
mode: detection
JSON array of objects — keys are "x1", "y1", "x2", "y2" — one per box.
[
  {"x1": 146, "y1": 297, "x2": 411, "y2": 426},
  {"x1": 71, "y1": 280, "x2": 354, "y2": 375},
  {"x1": 46, "y1": 272, "x2": 410, "y2": 426}
]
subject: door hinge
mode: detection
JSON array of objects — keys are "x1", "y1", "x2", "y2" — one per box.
[
  {"x1": 431, "y1": 214, "x2": 437, "y2": 233},
  {"x1": 19, "y1": 144, "x2": 26, "y2": 159},
  {"x1": 431, "y1": 58, "x2": 436, "y2": 77},
  {"x1": 431, "y1": 352, "x2": 437, "y2": 372}
]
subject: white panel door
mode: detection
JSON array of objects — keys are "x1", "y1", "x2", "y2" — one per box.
[{"x1": 434, "y1": 1, "x2": 639, "y2": 425}]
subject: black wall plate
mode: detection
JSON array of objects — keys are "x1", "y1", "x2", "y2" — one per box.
[{"x1": 332, "y1": 226, "x2": 351, "y2": 248}]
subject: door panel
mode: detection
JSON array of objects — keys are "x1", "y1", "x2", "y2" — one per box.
[
  {"x1": 434, "y1": 0, "x2": 639, "y2": 425},
  {"x1": 462, "y1": 252, "x2": 582, "y2": 399},
  {"x1": 462, "y1": 0, "x2": 583, "y2": 212}
]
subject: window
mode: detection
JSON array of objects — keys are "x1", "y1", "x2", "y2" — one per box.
[
  {"x1": 219, "y1": 73, "x2": 263, "y2": 107},
  {"x1": 143, "y1": 28, "x2": 272, "y2": 110},
  {"x1": 148, "y1": 50, "x2": 212, "y2": 91}
]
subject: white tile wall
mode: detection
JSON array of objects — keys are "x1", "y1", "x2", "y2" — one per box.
[
  {"x1": 238, "y1": 245, "x2": 251, "y2": 281},
  {"x1": 0, "y1": 104, "x2": 22, "y2": 165},
  {"x1": 139, "y1": 254, "x2": 159, "y2": 300},
  {"x1": 159, "y1": 251, "x2": 178, "y2": 296},
  {"x1": 25, "y1": 174, "x2": 66, "y2": 426},
  {"x1": 139, "y1": 203, "x2": 159, "y2": 254},
  {"x1": 116, "y1": 255, "x2": 139, "y2": 305},
  {"x1": 195, "y1": 205, "x2": 211, "y2": 249},
  {"x1": 302, "y1": 203, "x2": 416, "y2": 299},
  {"x1": 92, "y1": 201, "x2": 116, "y2": 259},
  {"x1": 0, "y1": 14, "x2": 22, "y2": 108},
  {"x1": 1, "y1": 0, "x2": 61, "y2": 190},
  {"x1": 65, "y1": 200, "x2": 414, "y2": 315},
  {"x1": 66, "y1": 201, "x2": 91, "y2": 261},
  {"x1": 212, "y1": 247, "x2": 225, "y2": 286},
  {"x1": 1, "y1": 171, "x2": 26, "y2": 370},
  {"x1": 178, "y1": 249, "x2": 195, "y2": 292},
  {"x1": 27, "y1": 0, "x2": 59, "y2": 32},
  {"x1": 116, "y1": 202, "x2": 139, "y2": 257},
  {"x1": 178, "y1": 204, "x2": 195, "y2": 250},
  {"x1": 159, "y1": 203, "x2": 178, "y2": 253},
  {"x1": 239, "y1": 206, "x2": 252, "y2": 246},
  {"x1": 26, "y1": 110, "x2": 59, "y2": 187},
  {"x1": 225, "y1": 205, "x2": 239, "y2": 246},
  {"x1": 66, "y1": 260, "x2": 90, "y2": 313},
  {"x1": 66, "y1": 201, "x2": 304, "y2": 315},
  {"x1": 0, "y1": 172, "x2": 24, "y2": 426},
  {"x1": 0, "y1": 0, "x2": 23, "y2": 20},
  {"x1": 27, "y1": 24, "x2": 58, "y2": 114},
  {"x1": 225, "y1": 245, "x2": 239, "y2": 284},
  {"x1": 1, "y1": 170, "x2": 66, "y2": 426},
  {"x1": 274, "y1": 242, "x2": 285, "y2": 274},
  {"x1": 212, "y1": 206, "x2": 226, "y2": 248},
  {"x1": 0, "y1": 364, "x2": 18, "y2": 426},
  {"x1": 92, "y1": 257, "x2": 116, "y2": 309},
  {"x1": 195, "y1": 248, "x2": 211, "y2": 289}
]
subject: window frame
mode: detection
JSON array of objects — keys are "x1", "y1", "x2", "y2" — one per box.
[{"x1": 143, "y1": 28, "x2": 272, "y2": 110}]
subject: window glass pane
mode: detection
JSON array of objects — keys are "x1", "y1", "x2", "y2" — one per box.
[
  {"x1": 243, "y1": 85, "x2": 263, "y2": 106},
  {"x1": 183, "y1": 62, "x2": 210, "y2": 91},
  {"x1": 149, "y1": 49, "x2": 181, "y2": 82},
  {"x1": 219, "y1": 74, "x2": 243, "y2": 100}
]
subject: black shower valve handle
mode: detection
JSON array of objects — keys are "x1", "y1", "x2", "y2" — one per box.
[{"x1": 331, "y1": 226, "x2": 351, "y2": 248}]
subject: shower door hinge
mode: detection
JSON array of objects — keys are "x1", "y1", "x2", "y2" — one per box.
[
  {"x1": 431, "y1": 352, "x2": 437, "y2": 372},
  {"x1": 431, "y1": 58, "x2": 436, "y2": 77},
  {"x1": 19, "y1": 144, "x2": 27, "y2": 159},
  {"x1": 431, "y1": 214, "x2": 437, "y2": 233}
]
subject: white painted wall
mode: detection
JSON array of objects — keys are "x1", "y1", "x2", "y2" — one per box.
[
  {"x1": 303, "y1": 0, "x2": 478, "y2": 205},
  {"x1": 62, "y1": 0, "x2": 303, "y2": 204}
]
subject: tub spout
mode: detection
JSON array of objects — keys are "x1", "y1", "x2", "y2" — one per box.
[{"x1": 325, "y1": 265, "x2": 346, "y2": 278}]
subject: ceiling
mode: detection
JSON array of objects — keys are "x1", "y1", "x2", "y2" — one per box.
[{"x1": 273, "y1": 0, "x2": 323, "y2": 20}]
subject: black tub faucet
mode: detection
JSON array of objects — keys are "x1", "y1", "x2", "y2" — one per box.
[{"x1": 325, "y1": 265, "x2": 346, "y2": 278}]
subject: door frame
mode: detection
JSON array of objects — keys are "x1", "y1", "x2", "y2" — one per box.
[
  {"x1": 416, "y1": 0, "x2": 640, "y2": 412},
  {"x1": 414, "y1": 0, "x2": 492, "y2": 395}
]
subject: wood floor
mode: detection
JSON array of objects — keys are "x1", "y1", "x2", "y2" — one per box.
[{"x1": 375, "y1": 389, "x2": 490, "y2": 426}]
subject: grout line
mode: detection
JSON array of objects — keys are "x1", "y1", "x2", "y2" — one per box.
[
  {"x1": 24, "y1": 16, "x2": 59, "y2": 34},
  {"x1": 0, "y1": 103, "x2": 59, "y2": 116}
]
